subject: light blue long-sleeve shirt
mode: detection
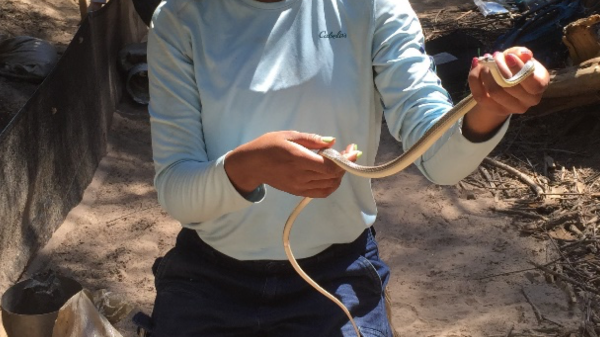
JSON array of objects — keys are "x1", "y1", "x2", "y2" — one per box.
[{"x1": 148, "y1": 0, "x2": 509, "y2": 260}]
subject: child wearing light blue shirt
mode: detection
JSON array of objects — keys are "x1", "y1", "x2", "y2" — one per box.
[{"x1": 147, "y1": 0, "x2": 549, "y2": 335}]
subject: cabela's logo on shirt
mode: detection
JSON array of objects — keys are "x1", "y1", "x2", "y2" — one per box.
[{"x1": 319, "y1": 31, "x2": 347, "y2": 39}]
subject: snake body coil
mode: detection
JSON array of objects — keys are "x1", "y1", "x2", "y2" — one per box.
[{"x1": 283, "y1": 57, "x2": 536, "y2": 337}]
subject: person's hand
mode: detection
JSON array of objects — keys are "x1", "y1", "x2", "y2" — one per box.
[
  {"x1": 225, "y1": 131, "x2": 361, "y2": 198},
  {"x1": 463, "y1": 47, "x2": 550, "y2": 142}
]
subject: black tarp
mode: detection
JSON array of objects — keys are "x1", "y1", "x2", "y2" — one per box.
[{"x1": 0, "y1": 0, "x2": 146, "y2": 291}]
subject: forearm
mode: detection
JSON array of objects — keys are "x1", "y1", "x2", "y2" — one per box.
[
  {"x1": 155, "y1": 155, "x2": 259, "y2": 224},
  {"x1": 224, "y1": 144, "x2": 263, "y2": 197},
  {"x1": 462, "y1": 104, "x2": 510, "y2": 143},
  {"x1": 417, "y1": 116, "x2": 510, "y2": 185}
]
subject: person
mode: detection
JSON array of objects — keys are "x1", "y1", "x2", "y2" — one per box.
[{"x1": 146, "y1": 0, "x2": 550, "y2": 336}]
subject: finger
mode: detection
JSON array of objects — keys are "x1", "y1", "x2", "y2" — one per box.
[
  {"x1": 287, "y1": 131, "x2": 337, "y2": 150},
  {"x1": 302, "y1": 184, "x2": 342, "y2": 198},
  {"x1": 468, "y1": 57, "x2": 487, "y2": 103},
  {"x1": 497, "y1": 50, "x2": 547, "y2": 102},
  {"x1": 480, "y1": 67, "x2": 529, "y2": 114},
  {"x1": 502, "y1": 48, "x2": 548, "y2": 96},
  {"x1": 520, "y1": 58, "x2": 550, "y2": 96},
  {"x1": 340, "y1": 143, "x2": 361, "y2": 162},
  {"x1": 343, "y1": 143, "x2": 357, "y2": 154},
  {"x1": 503, "y1": 52, "x2": 525, "y2": 78},
  {"x1": 343, "y1": 151, "x2": 361, "y2": 163},
  {"x1": 492, "y1": 51, "x2": 515, "y2": 79},
  {"x1": 301, "y1": 151, "x2": 346, "y2": 177},
  {"x1": 492, "y1": 53, "x2": 542, "y2": 107},
  {"x1": 504, "y1": 47, "x2": 533, "y2": 63},
  {"x1": 282, "y1": 140, "x2": 340, "y2": 172},
  {"x1": 296, "y1": 177, "x2": 344, "y2": 198}
]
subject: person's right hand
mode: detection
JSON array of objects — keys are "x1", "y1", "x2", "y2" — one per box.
[{"x1": 225, "y1": 131, "x2": 361, "y2": 198}]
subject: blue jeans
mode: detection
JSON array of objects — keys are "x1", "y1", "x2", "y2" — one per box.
[{"x1": 150, "y1": 227, "x2": 393, "y2": 337}]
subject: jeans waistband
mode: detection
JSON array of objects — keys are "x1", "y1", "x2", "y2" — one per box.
[{"x1": 175, "y1": 227, "x2": 372, "y2": 275}]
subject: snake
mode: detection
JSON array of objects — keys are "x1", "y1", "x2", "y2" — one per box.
[{"x1": 282, "y1": 56, "x2": 536, "y2": 337}]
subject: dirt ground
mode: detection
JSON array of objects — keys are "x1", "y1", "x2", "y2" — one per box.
[{"x1": 1, "y1": 0, "x2": 599, "y2": 336}]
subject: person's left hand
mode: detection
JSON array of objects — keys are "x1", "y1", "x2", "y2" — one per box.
[{"x1": 462, "y1": 47, "x2": 550, "y2": 142}]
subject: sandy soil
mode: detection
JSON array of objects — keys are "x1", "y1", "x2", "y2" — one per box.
[{"x1": 0, "y1": 0, "x2": 594, "y2": 336}]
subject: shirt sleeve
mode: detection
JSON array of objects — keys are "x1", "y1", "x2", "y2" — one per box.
[
  {"x1": 147, "y1": 2, "x2": 265, "y2": 225},
  {"x1": 372, "y1": 0, "x2": 509, "y2": 185}
]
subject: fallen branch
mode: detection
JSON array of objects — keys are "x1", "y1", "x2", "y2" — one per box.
[
  {"x1": 545, "y1": 211, "x2": 579, "y2": 231},
  {"x1": 543, "y1": 56, "x2": 600, "y2": 98},
  {"x1": 483, "y1": 157, "x2": 545, "y2": 197},
  {"x1": 527, "y1": 93, "x2": 600, "y2": 117}
]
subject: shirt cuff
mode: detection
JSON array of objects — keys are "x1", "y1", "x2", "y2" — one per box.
[
  {"x1": 243, "y1": 184, "x2": 267, "y2": 202},
  {"x1": 419, "y1": 116, "x2": 511, "y2": 185},
  {"x1": 219, "y1": 152, "x2": 266, "y2": 204}
]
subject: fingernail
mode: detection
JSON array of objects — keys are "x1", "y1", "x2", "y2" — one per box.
[
  {"x1": 353, "y1": 144, "x2": 358, "y2": 151},
  {"x1": 321, "y1": 136, "x2": 335, "y2": 143},
  {"x1": 506, "y1": 53, "x2": 517, "y2": 67},
  {"x1": 471, "y1": 57, "x2": 479, "y2": 69},
  {"x1": 493, "y1": 51, "x2": 500, "y2": 58},
  {"x1": 520, "y1": 48, "x2": 533, "y2": 57},
  {"x1": 356, "y1": 151, "x2": 363, "y2": 159}
]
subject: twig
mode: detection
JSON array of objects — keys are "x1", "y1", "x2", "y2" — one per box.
[
  {"x1": 480, "y1": 166, "x2": 499, "y2": 200},
  {"x1": 477, "y1": 258, "x2": 563, "y2": 280},
  {"x1": 492, "y1": 207, "x2": 549, "y2": 221},
  {"x1": 544, "y1": 211, "x2": 579, "y2": 231},
  {"x1": 484, "y1": 157, "x2": 545, "y2": 197},
  {"x1": 522, "y1": 287, "x2": 565, "y2": 327},
  {"x1": 434, "y1": 9, "x2": 444, "y2": 24},
  {"x1": 545, "y1": 230, "x2": 586, "y2": 280},
  {"x1": 480, "y1": 166, "x2": 496, "y2": 188},
  {"x1": 455, "y1": 10, "x2": 473, "y2": 21},
  {"x1": 543, "y1": 148, "x2": 585, "y2": 156},
  {"x1": 529, "y1": 261, "x2": 600, "y2": 296},
  {"x1": 476, "y1": 267, "x2": 539, "y2": 280},
  {"x1": 521, "y1": 288, "x2": 543, "y2": 324},
  {"x1": 542, "y1": 192, "x2": 586, "y2": 196},
  {"x1": 105, "y1": 205, "x2": 160, "y2": 225}
]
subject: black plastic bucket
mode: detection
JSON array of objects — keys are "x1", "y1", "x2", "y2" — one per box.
[{"x1": 1, "y1": 276, "x2": 82, "y2": 337}]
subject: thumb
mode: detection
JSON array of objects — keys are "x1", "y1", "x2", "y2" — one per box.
[{"x1": 287, "y1": 132, "x2": 336, "y2": 150}]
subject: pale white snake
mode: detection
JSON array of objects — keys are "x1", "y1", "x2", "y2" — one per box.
[{"x1": 282, "y1": 56, "x2": 536, "y2": 337}]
